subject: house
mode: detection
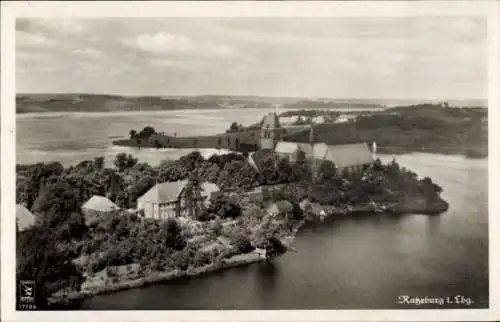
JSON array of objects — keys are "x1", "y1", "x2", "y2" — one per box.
[
  {"x1": 137, "y1": 180, "x2": 220, "y2": 220},
  {"x1": 274, "y1": 141, "x2": 314, "y2": 163},
  {"x1": 311, "y1": 115, "x2": 326, "y2": 124},
  {"x1": 335, "y1": 115, "x2": 349, "y2": 123},
  {"x1": 81, "y1": 195, "x2": 120, "y2": 225},
  {"x1": 267, "y1": 200, "x2": 294, "y2": 218},
  {"x1": 16, "y1": 204, "x2": 36, "y2": 232},
  {"x1": 317, "y1": 142, "x2": 373, "y2": 175},
  {"x1": 259, "y1": 112, "x2": 282, "y2": 150},
  {"x1": 253, "y1": 247, "x2": 267, "y2": 258}
]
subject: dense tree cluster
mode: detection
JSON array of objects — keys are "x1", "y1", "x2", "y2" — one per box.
[
  {"x1": 16, "y1": 148, "x2": 445, "y2": 307},
  {"x1": 129, "y1": 126, "x2": 157, "y2": 139}
]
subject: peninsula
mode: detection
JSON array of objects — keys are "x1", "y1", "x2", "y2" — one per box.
[
  {"x1": 17, "y1": 134, "x2": 448, "y2": 308},
  {"x1": 113, "y1": 103, "x2": 487, "y2": 159}
]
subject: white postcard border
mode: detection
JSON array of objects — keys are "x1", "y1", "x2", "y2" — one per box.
[{"x1": 1, "y1": 1, "x2": 499, "y2": 321}]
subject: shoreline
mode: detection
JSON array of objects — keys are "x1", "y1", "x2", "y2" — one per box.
[
  {"x1": 112, "y1": 136, "x2": 487, "y2": 160},
  {"x1": 47, "y1": 196, "x2": 448, "y2": 307},
  {"x1": 48, "y1": 253, "x2": 268, "y2": 307}
]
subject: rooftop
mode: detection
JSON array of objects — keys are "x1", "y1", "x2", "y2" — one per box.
[
  {"x1": 81, "y1": 195, "x2": 120, "y2": 212},
  {"x1": 16, "y1": 204, "x2": 36, "y2": 231},
  {"x1": 138, "y1": 180, "x2": 189, "y2": 203},
  {"x1": 261, "y1": 113, "x2": 280, "y2": 129},
  {"x1": 323, "y1": 142, "x2": 373, "y2": 168}
]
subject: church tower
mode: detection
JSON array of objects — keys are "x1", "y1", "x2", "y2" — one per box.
[{"x1": 259, "y1": 112, "x2": 281, "y2": 150}]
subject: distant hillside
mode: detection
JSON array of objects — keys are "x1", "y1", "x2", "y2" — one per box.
[
  {"x1": 284, "y1": 103, "x2": 488, "y2": 158},
  {"x1": 15, "y1": 94, "x2": 282, "y2": 113},
  {"x1": 16, "y1": 94, "x2": 488, "y2": 114},
  {"x1": 282, "y1": 100, "x2": 385, "y2": 110}
]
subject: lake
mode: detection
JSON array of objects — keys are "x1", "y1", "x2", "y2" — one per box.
[{"x1": 16, "y1": 109, "x2": 489, "y2": 310}]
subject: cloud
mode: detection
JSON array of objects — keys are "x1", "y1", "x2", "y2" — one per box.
[
  {"x1": 72, "y1": 48, "x2": 103, "y2": 60},
  {"x1": 17, "y1": 18, "x2": 85, "y2": 36},
  {"x1": 120, "y1": 32, "x2": 238, "y2": 58},
  {"x1": 16, "y1": 30, "x2": 57, "y2": 48}
]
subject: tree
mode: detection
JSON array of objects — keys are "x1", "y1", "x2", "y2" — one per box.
[
  {"x1": 32, "y1": 180, "x2": 83, "y2": 231},
  {"x1": 234, "y1": 235, "x2": 254, "y2": 254},
  {"x1": 208, "y1": 195, "x2": 241, "y2": 219},
  {"x1": 138, "y1": 126, "x2": 156, "y2": 138},
  {"x1": 162, "y1": 218, "x2": 186, "y2": 251},
  {"x1": 114, "y1": 153, "x2": 138, "y2": 172},
  {"x1": 184, "y1": 170, "x2": 204, "y2": 218},
  {"x1": 17, "y1": 162, "x2": 64, "y2": 210},
  {"x1": 93, "y1": 157, "x2": 105, "y2": 171},
  {"x1": 129, "y1": 129, "x2": 137, "y2": 139},
  {"x1": 265, "y1": 237, "x2": 287, "y2": 260},
  {"x1": 17, "y1": 227, "x2": 83, "y2": 309},
  {"x1": 317, "y1": 160, "x2": 337, "y2": 183},
  {"x1": 229, "y1": 122, "x2": 239, "y2": 132}
]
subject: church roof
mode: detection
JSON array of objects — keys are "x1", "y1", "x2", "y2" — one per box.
[
  {"x1": 312, "y1": 142, "x2": 329, "y2": 159},
  {"x1": 275, "y1": 141, "x2": 313, "y2": 155},
  {"x1": 323, "y1": 142, "x2": 372, "y2": 168}
]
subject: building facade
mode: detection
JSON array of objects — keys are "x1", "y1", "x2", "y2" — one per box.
[
  {"x1": 137, "y1": 180, "x2": 220, "y2": 220},
  {"x1": 259, "y1": 112, "x2": 282, "y2": 150}
]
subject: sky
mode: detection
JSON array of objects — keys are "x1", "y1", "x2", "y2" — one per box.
[{"x1": 16, "y1": 16, "x2": 487, "y2": 99}]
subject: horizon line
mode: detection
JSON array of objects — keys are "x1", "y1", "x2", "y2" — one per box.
[{"x1": 15, "y1": 92, "x2": 487, "y2": 102}]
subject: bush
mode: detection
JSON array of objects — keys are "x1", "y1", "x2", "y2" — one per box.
[{"x1": 234, "y1": 235, "x2": 254, "y2": 254}]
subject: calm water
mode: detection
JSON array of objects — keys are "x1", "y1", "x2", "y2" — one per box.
[{"x1": 17, "y1": 110, "x2": 489, "y2": 310}]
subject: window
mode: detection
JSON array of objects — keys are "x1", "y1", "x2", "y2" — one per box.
[
  {"x1": 217, "y1": 138, "x2": 222, "y2": 145},
  {"x1": 193, "y1": 139, "x2": 198, "y2": 145}
]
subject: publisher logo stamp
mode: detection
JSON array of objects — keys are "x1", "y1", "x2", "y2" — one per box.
[{"x1": 19, "y1": 280, "x2": 35, "y2": 304}]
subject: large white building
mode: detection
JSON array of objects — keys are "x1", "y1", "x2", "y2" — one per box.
[{"x1": 137, "y1": 180, "x2": 220, "y2": 220}]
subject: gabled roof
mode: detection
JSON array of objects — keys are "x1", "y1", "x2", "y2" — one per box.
[
  {"x1": 323, "y1": 142, "x2": 373, "y2": 168},
  {"x1": 275, "y1": 141, "x2": 313, "y2": 155},
  {"x1": 81, "y1": 195, "x2": 120, "y2": 212},
  {"x1": 312, "y1": 142, "x2": 329, "y2": 159},
  {"x1": 275, "y1": 141, "x2": 300, "y2": 154},
  {"x1": 16, "y1": 204, "x2": 36, "y2": 231},
  {"x1": 138, "y1": 180, "x2": 188, "y2": 203}
]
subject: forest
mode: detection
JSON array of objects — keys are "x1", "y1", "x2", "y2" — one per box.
[{"x1": 16, "y1": 149, "x2": 444, "y2": 308}]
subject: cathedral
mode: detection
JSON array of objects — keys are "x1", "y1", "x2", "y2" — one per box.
[{"x1": 258, "y1": 112, "x2": 375, "y2": 175}]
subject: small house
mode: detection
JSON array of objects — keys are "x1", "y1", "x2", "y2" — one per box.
[
  {"x1": 81, "y1": 195, "x2": 120, "y2": 225},
  {"x1": 253, "y1": 247, "x2": 267, "y2": 258},
  {"x1": 16, "y1": 204, "x2": 36, "y2": 232},
  {"x1": 267, "y1": 200, "x2": 294, "y2": 218}
]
